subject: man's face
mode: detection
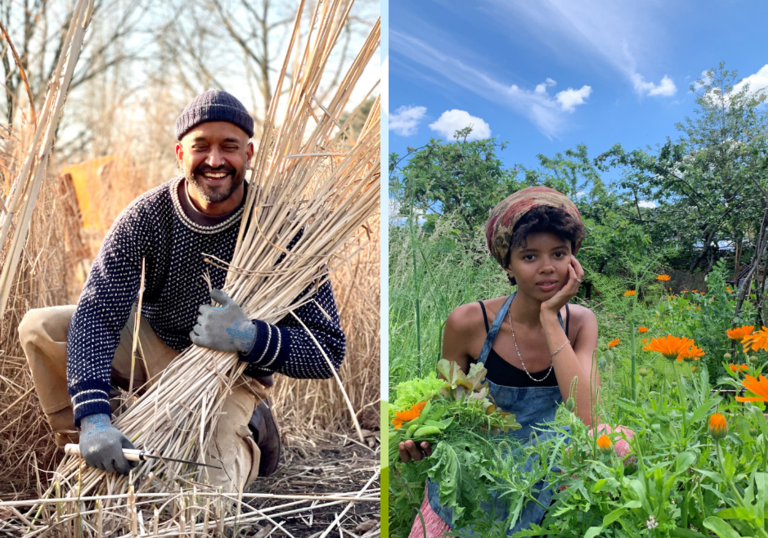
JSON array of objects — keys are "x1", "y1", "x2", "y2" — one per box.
[{"x1": 175, "y1": 121, "x2": 254, "y2": 206}]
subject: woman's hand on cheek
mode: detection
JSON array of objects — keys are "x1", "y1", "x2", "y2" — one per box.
[{"x1": 540, "y1": 255, "x2": 584, "y2": 318}]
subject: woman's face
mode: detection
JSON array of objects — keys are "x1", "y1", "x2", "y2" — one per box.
[{"x1": 505, "y1": 232, "x2": 572, "y2": 299}]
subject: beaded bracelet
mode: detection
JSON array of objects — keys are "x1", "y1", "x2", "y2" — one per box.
[{"x1": 550, "y1": 339, "x2": 570, "y2": 362}]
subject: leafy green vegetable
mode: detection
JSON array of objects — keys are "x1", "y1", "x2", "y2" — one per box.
[
  {"x1": 390, "y1": 371, "x2": 447, "y2": 419},
  {"x1": 389, "y1": 360, "x2": 523, "y2": 533}
]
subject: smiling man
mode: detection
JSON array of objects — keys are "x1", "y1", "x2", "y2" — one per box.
[{"x1": 18, "y1": 90, "x2": 346, "y2": 491}]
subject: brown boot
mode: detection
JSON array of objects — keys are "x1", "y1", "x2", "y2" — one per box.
[{"x1": 248, "y1": 400, "x2": 281, "y2": 477}]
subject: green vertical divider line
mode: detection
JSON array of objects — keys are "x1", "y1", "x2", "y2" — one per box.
[{"x1": 381, "y1": 399, "x2": 389, "y2": 536}]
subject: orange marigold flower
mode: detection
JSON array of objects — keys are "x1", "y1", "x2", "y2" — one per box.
[
  {"x1": 656, "y1": 274, "x2": 671, "y2": 281},
  {"x1": 679, "y1": 344, "x2": 705, "y2": 362},
  {"x1": 742, "y1": 326, "x2": 768, "y2": 353},
  {"x1": 608, "y1": 338, "x2": 620, "y2": 349},
  {"x1": 736, "y1": 374, "x2": 768, "y2": 403},
  {"x1": 692, "y1": 366, "x2": 697, "y2": 371},
  {"x1": 692, "y1": 290, "x2": 698, "y2": 293},
  {"x1": 642, "y1": 338, "x2": 649, "y2": 344},
  {"x1": 727, "y1": 286, "x2": 733, "y2": 293},
  {"x1": 638, "y1": 327, "x2": 649, "y2": 333},
  {"x1": 729, "y1": 364, "x2": 749, "y2": 373},
  {"x1": 681, "y1": 290, "x2": 688, "y2": 293},
  {"x1": 642, "y1": 334, "x2": 694, "y2": 361},
  {"x1": 624, "y1": 290, "x2": 636, "y2": 297},
  {"x1": 392, "y1": 401, "x2": 427, "y2": 429},
  {"x1": 596, "y1": 434, "x2": 612, "y2": 452},
  {"x1": 708, "y1": 413, "x2": 728, "y2": 441},
  {"x1": 727, "y1": 326, "x2": 754, "y2": 342}
]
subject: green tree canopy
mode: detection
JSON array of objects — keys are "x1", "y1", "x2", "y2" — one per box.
[
  {"x1": 389, "y1": 127, "x2": 521, "y2": 234},
  {"x1": 597, "y1": 62, "x2": 768, "y2": 272}
]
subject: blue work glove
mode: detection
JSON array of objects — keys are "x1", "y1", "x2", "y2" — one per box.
[
  {"x1": 79, "y1": 413, "x2": 138, "y2": 475},
  {"x1": 190, "y1": 289, "x2": 256, "y2": 354}
]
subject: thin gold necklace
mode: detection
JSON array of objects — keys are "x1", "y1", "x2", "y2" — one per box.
[{"x1": 507, "y1": 307, "x2": 554, "y2": 382}]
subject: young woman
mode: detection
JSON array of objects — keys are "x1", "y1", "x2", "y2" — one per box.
[{"x1": 399, "y1": 186, "x2": 601, "y2": 537}]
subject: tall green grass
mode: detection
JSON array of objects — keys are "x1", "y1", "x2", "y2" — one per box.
[
  {"x1": 389, "y1": 217, "x2": 513, "y2": 399},
  {"x1": 388, "y1": 215, "x2": 765, "y2": 536},
  {"x1": 388, "y1": 216, "x2": 755, "y2": 413}
]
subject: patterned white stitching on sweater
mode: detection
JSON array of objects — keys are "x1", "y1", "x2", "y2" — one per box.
[
  {"x1": 169, "y1": 176, "x2": 245, "y2": 234},
  {"x1": 72, "y1": 389, "x2": 109, "y2": 400},
  {"x1": 256, "y1": 323, "x2": 272, "y2": 364},
  {"x1": 73, "y1": 398, "x2": 109, "y2": 411},
  {"x1": 262, "y1": 325, "x2": 282, "y2": 368},
  {"x1": 67, "y1": 177, "x2": 344, "y2": 420}
]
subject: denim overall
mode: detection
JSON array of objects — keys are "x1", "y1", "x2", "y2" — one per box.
[{"x1": 426, "y1": 292, "x2": 568, "y2": 536}]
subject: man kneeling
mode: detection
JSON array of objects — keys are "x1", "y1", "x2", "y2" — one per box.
[{"x1": 19, "y1": 90, "x2": 346, "y2": 492}]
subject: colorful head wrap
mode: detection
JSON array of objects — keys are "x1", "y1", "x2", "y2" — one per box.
[{"x1": 485, "y1": 186, "x2": 582, "y2": 268}]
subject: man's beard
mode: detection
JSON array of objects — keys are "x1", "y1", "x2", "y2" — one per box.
[{"x1": 185, "y1": 164, "x2": 245, "y2": 204}]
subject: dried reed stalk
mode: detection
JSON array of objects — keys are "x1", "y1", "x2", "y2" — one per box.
[
  {"x1": 0, "y1": 123, "x2": 85, "y2": 498},
  {"x1": 276, "y1": 216, "x2": 380, "y2": 433},
  {"x1": 16, "y1": 0, "x2": 380, "y2": 534},
  {"x1": 0, "y1": 0, "x2": 95, "y2": 320}
]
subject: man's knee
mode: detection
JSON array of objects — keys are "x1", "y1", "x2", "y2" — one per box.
[
  {"x1": 18, "y1": 308, "x2": 50, "y2": 350},
  {"x1": 18, "y1": 305, "x2": 75, "y2": 352}
]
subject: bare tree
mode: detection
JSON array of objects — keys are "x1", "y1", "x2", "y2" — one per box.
[{"x1": 0, "y1": 0, "x2": 377, "y2": 166}]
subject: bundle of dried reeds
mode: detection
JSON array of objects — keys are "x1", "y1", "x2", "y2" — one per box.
[
  {"x1": 0, "y1": 0, "x2": 95, "y2": 321},
  {"x1": 12, "y1": 0, "x2": 380, "y2": 534},
  {"x1": 276, "y1": 216, "x2": 381, "y2": 434}
]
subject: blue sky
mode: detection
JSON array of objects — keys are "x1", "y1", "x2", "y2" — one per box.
[{"x1": 388, "y1": 0, "x2": 768, "y2": 177}]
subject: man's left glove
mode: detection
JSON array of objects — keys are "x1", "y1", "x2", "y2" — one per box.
[{"x1": 191, "y1": 289, "x2": 256, "y2": 354}]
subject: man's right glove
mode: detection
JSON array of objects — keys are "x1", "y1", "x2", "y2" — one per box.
[{"x1": 79, "y1": 413, "x2": 138, "y2": 475}]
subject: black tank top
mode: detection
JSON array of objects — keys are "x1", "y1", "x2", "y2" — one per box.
[{"x1": 470, "y1": 301, "x2": 568, "y2": 387}]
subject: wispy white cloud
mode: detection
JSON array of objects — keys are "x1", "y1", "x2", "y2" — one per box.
[
  {"x1": 632, "y1": 74, "x2": 676, "y2": 97},
  {"x1": 390, "y1": 30, "x2": 590, "y2": 138},
  {"x1": 638, "y1": 200, "x2": 657, "y2": 208},
  {"x1": 536, "y1": 78, "x2": 557, "y2": 94},
  {"x1": 696, "y1": 65, "x2": 768, "y2": 107},
  {"x1": 390, "y1": 105, "x2": 427, "y2": 136},
  {"x1": 487, "y1": 0, "x2": 677, "y2": 98},
  {"x1": 555, "y1": 85, "x2": 593, "y2": 111},
  {"x1": 429, "y1": 110, "x2": 491, "y2": 140},
  {"x1": 734, "y1": 64, "x2": 768, "y2": 99}
]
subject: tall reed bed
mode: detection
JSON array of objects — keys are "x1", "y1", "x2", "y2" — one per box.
[
  {"x1": 0, "y1": 150, "x2": 84, "y2": 496},
  {"x1": 1, "y1": 0, "x2": 380, "y2": 534},
  {"x1": 276, "y1": 216, "x2": 381, "y2": 434},
  {"x1": 0, "y1": 0, "x2": 95, "y2": 319}
]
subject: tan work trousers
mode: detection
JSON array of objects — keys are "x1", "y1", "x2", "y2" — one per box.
[{"x1": 19, "y1": 305, "x2": 268, "y2": 492}]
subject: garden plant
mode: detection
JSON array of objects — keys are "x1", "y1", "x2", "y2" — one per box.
[
  {"x1": 389, "y1": 67, "x2": 768, "y2": 533},
  {"x1": 389, "y1": 216, "x2": 768, "y2": 537}
]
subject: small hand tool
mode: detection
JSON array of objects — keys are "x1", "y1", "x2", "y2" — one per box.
[{"x1": 64, "y1": 444, "x2": 222, "y2": 469}]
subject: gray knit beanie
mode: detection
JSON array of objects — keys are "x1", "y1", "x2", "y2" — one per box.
[{"x1": 175, "y1": 89, "x2": 254, "y2": 140}]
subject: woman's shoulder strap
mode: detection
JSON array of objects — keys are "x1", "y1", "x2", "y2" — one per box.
[{"x1": 478, "y1": 301, "x2": 489, "y2": 333}]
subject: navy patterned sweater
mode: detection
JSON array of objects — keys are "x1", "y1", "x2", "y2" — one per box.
[{"x1": 67, "y1": 176, "x2": 346, "y2": 426}]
